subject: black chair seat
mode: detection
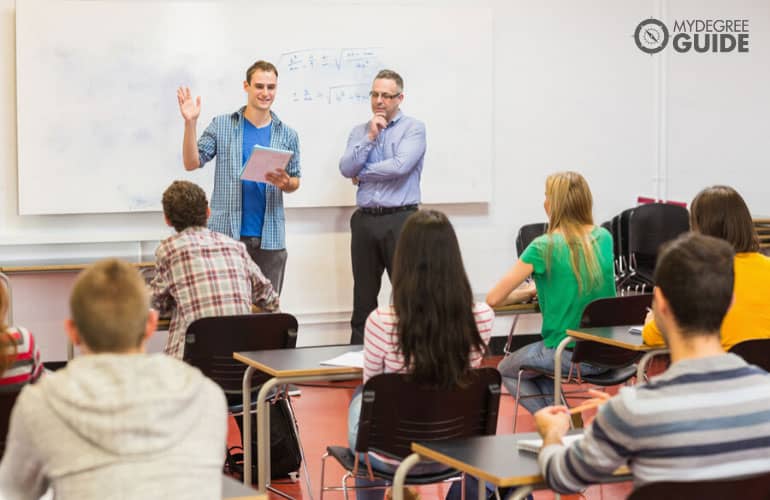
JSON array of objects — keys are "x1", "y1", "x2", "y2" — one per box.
[
  {"x1": 325, "y1": 446, "x2": 459, "y2": 484},
  {"x1": 580, "y1": 365, "x2": 638, "y2": 386}
]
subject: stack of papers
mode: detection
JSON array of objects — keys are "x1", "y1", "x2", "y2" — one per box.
[
  {"x1": 517, "y1": 433, "x2": 584, "y2": 453},
  {"x1": 320, "y1": 350, "x2": 364, "y2": 368}
]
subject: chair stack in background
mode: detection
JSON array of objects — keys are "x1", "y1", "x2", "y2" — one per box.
[{"x1": 754, "y1": 218, "x2": 770, "y2": 256}]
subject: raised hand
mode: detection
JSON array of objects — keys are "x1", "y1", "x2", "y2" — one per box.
[{"x1": 177, "y1": 86, "x2": 201, "y2": 122}]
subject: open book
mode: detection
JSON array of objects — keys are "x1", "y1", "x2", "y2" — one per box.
[{"x1": 517, "y1": 433, "x2": 584, "y2": 453}]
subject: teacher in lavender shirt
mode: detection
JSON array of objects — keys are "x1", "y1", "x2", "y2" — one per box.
[{"x1": 339, "y1": 69, "x2": 427, "y2": 345}]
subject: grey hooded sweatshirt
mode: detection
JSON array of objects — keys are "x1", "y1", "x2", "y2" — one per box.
[{"x1": 0, "y1": 353, "x2": 227, "y2": 500}]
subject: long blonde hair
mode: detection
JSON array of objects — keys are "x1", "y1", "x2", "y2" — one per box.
[{"x1": 544, "y1": 171, "x2": 603, "y2": 292}]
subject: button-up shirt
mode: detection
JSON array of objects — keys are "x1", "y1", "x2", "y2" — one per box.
[
  {"x1": 339, "y1": 111, "x2": 425, "y2": 208},
  {"x1": 149, "y1": 226, "x2": 279, "y2": 359},
  {"x1": 197, "y1": 108, "x2": 301, "y2": 250}
]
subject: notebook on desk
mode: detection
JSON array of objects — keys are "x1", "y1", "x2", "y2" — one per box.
[{"x1": 517, "y1": 433, "x2": 584, "y2": 453}]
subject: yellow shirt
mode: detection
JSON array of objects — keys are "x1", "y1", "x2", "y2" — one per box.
[{"x1": 642, "y1": 252, "x2": 770, "y2": 350}]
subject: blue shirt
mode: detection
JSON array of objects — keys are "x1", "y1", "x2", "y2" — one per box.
[
  {"x1": 197, "y1": 108, "x2": 301, "y2": 250},
  {"x1": 339, "y1": 111, "x2": 425, "y2": 208},
  {"x1": 240, "y1": 120, "x2": 271, "y2": 237}
]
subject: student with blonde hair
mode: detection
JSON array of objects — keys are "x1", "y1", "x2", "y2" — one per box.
[
  {"x1": 0, "y1": 279, "x2": 42, "y2": 391},
  {"x1": 0, "y1": 259, "x2": 227, "y2": 500},
  {"x1": 643, "y1": 185, "x2": 770, "y2": 350},
  {"x1": 487, "y1": 171, "x2": 615, "y2": 415}
]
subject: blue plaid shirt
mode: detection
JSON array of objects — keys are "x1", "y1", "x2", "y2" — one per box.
[{"x1": 197, "y1": 108, "x2": 301, "y2": 250}]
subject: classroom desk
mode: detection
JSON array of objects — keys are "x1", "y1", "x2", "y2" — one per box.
[
  {"x1": 391, "y1": 433, "x2": 631, "y2": 500},
  {"x1": 553, "y1": 326, "x2": 668, "y2": 397},
  {"x1": 223, "y1": 474, "x2": 265, "y2": 500},
  {"x1": 233, "y1": 344, "x2": 362, "y2": 495}
]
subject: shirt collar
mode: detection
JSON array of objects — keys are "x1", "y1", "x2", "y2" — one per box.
[
  {"x1": 232, "y1": 107, "x2": 281, "y2": 127},
  {"x1": 388, "y1": 110, "x2": 403, "y2": 126}
]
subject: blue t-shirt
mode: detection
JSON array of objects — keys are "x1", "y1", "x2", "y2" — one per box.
[{"x1": 241, "y1": 120, "x2": 272, "y2": 237}]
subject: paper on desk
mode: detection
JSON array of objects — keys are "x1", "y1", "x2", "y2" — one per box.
[
  {"x1": 517, "y1": 433, "x2": 583, "y2": 453},
  {"x1": 320, "y1": 350, "x2": 364, "y2": 368},
  {"x1": 240, "y1": 144, "x2": 293, "y2": 184}
]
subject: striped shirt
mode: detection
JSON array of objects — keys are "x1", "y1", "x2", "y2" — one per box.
[
  {"x1": 363, "y1": 302, "x2": 494, "y2": 383},
  {"x1": 0, "y1": 326, "x2": 43, "y2": 392},
  {"x1": 198, "y1": 108, "x2": 301, "y2": 250},
  {"x1": 539, "y1": 353, "x2": 770, "y2": 493},
  {"x1": 149, "y1": 227, "x2": 280, "y2": 359}
]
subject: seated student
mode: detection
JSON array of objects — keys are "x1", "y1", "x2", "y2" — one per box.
[
  {"x1": 349, "y1": 210, "x2": 494, "y2": 500},
  {"x1": 0, "y1": 280, "x2": 42, "y2": 391},
  {"x1": 535, "y1": 233, "x2": 770, "y2": 493},
  {"x1": 0, "y1": 259, "x2": 227, "y2": 500},
  {"x1": 487, "y1": 171, "x2": 615, "y2": 416},
  {"x1": 643, "y1": 185, "x2": 770, "y2": 350},
  {"x1": 150, "y1": 180, "x2": 279, "y2": 359}
]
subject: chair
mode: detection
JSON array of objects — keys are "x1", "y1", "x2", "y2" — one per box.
[
  {"x1": 502, "y1": 223, "x2": 548, "y2": 355},
  {"x1": 0, "y1": 390, "x2": 21, "y2": 458},
  {"x1": 320, "y1": 367, "x2": 501, "y2": 500},
  {"x1": 182, "y1": 313, "x2": 305, "y2": 490},
  {"x1": 729, "y1": 339, "x2": 770, "y2": 372},
  {"x1": 512, "y1": 295, "x2": 652, "y2": 431},
  {"x1": 625, "y1": 203, "x2": 689, "y2": 286},
  {"x1": 627, "y1": 471, "x2": 770, "y2": 500}
]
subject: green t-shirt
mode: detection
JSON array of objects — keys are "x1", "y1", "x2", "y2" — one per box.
[{"x1": 520, "y1": 226, "x2": 616, "y2": 348}]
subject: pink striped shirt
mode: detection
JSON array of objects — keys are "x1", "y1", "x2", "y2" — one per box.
[
  {"x1": 0, "y1": 326, "x2": 43, "y2": 392},
  {"x1": 363, "y1": 302, "x2": 494, "y2": 383}
]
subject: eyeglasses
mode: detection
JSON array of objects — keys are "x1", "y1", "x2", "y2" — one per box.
[{"x1": 369, "y1": 91, "x2": 401, "y2": 100}]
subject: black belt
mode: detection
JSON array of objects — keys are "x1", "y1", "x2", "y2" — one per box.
[{"x1": 358, "y1": 204, "x2": 418, "y2": 216}]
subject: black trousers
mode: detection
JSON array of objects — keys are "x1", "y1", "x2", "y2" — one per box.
[{"x1": 349, "y1": 207, "x2": 416, "y2": 344}]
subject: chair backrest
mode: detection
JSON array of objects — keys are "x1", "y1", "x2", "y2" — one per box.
[
  {"x1": 183, "y1": 313, "x2": 298, "y2": 394},
  {"x1": 627, "y1": 203, "x2": 690, "y2": 261},
  {"x1": 627, "y1": 471, "x2": 770, "y2": 500},
  {"x1": 729, "y1": 339, "x2": 770, "y2": 372},
  {"x1": 515, "y1": 223, "x2": 548, "y2": 257},
  {"x1": 0, "y1": 390, "x2": 21, "y2": 458},
  {"x1": 572, "y1": 294, "x2": 653, "y2": 368},
  {"x1": 355, "y1": 367, "x2": 501, "y2": 459}
]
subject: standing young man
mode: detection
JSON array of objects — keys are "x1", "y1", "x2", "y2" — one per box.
[
  {"x1": 339, "y1": 69, "x2": 426, "y2": 344},
  {"x1": 177, "y1": 60, "x2": 300, "y2": 294}
]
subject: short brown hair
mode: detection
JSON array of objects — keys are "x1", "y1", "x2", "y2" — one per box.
[
  {"x1": 654, "y1": 233, "x2": 735, "y2": 337},
  {"x1": 70, "y1": 259, "x2": 149, "y2": 353},
  {"x1": 162, "y1": 180, "x2": 208, "y2": 232},
  {"x1": 374, "y1": 69, "x2": 403, "y2": 92},
  {"x1": 690, "y1": 185, "x2": 760, "y2": 253},
  {"x1": 246, "y1": 60, "x2": 278, "y2": 84}
]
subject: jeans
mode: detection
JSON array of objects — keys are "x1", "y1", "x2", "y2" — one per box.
[
  {"x1": 347, "y1": 386, "x2": 449, "y2": 500},
  {"x1": 498, "y1": 340, "x2": 607, "y2": 415},
  {"x1": 240, "y1": 237, "x2": 288, "y2": 295}
]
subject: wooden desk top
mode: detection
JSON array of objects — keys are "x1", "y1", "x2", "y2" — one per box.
[
  {"x1": 0, "y1": 259, "x2": 154, "y2": 273},
  {"x1": 566, "y1": 325, "x2": 651, "y2": 351},
  {"x1": 233, "y1": 344, "x2": 362, "y2": 377},
  {"x1": 222, "y1": 474, "x2": 264, "y2": 499},
  {"x1": 412, "y1": 432, "x2": 629, "y2": 488}
]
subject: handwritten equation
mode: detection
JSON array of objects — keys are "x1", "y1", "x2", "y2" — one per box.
[{"x1": 279, "y1": 48, "x2": 383, "y2": 105}]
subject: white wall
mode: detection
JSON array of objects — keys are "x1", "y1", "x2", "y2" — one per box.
[{"x1": 2, "y1": 0, "x2": 768, "y2": 360}]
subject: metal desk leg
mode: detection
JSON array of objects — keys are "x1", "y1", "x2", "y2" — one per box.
[
  {"x1": 509, "y1": 485, "x2": 535, "y2": 500},
  {"x1": 478, "y1": 479, "x2": 486, "y2": 500},
  {"x1": 392, "y1": 453, "x2": 421, "y2": 500},
  {"x1": 242, "y1": 366, "x2": 255, "y2": 486},
  {"x1": 553, "y1": 336, "x2": 573, "y2": 405},
  {"x1": 636, "y1": 348, "x2": 668, "y2": 382}
]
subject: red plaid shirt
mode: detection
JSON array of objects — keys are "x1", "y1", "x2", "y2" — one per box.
[
  {"x1": 149, "y1": 227, "x2": 279, "y2": 358},
  {"x1": 0, "y1": 326, "x2": 43, "y2": 392}
]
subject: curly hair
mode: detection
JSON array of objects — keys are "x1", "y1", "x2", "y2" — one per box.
[{"x1": 162, "y1": 180, "x2": 208, "y2": 232}]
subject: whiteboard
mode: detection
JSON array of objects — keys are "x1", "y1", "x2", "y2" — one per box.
[{"x1": 16, "y1": 0, "x2": 492, "y2": 215}]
